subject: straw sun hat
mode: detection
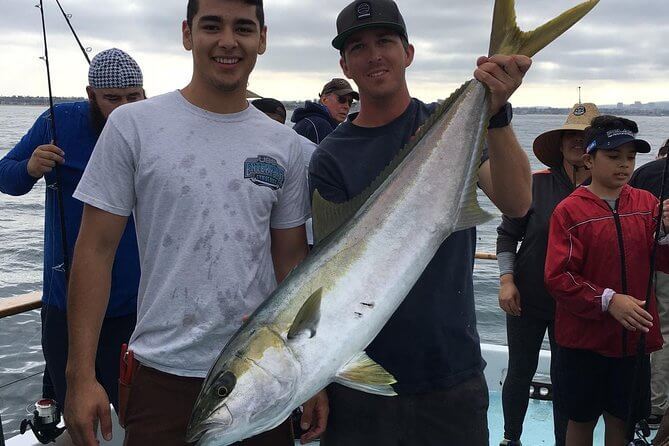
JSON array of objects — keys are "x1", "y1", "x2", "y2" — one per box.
[{"x1": 533, "y1": 103, "x2": 601, "y2": 168}]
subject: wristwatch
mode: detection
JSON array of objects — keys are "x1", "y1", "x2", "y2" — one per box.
[{"x1": 488, "y1": 103, "x2": 513, "y2": 129}]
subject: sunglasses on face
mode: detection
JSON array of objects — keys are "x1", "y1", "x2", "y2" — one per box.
[{"x1": 336, "y1": 95, "x2": 354, "y2": 106}]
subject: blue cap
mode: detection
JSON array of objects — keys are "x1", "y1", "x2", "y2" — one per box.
[{"x1": 585, "y1": 128, "x2": 651, "y2": 154}]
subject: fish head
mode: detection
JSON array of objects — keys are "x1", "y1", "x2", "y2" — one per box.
[{"x1": 186, "y1": 325, "x2": 300, "y2": 445}]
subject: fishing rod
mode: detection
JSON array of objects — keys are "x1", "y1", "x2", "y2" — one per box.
[
  {"x1": 37, "y1": 0, "x2": 71, "y2": 282},
  {"x1": 625, "y1": 153, "x2": 669, "y2": 445},
  {"x1": 53, "y1": 0, "x2": 91, "y2": 64}
]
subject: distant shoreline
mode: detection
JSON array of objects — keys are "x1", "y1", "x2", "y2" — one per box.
[{"x1": 2, "y1": 96, "x2": 668, "y2": 117}]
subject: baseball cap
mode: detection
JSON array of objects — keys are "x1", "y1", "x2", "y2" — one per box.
[
  {"x1": 332, "y1": 0, "x2": 408, "y2": 50},
  {"x1": 585, "y1": 128, "x2": 651, "y2": 154},
  {"x1": 252, "y1": 98, "x2": 287, "y2": 121},
  {"x1": 320, "y1": 78, "x2": 360, "y2": 100}
]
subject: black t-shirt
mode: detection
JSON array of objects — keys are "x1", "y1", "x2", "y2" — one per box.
[{"x1": 309, "y1": 98, "x2": 486, "y2": 394}]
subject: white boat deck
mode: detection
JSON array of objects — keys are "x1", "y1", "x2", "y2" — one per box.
[{"x1": 5, "y1": 343, "x2": 651, "y2": 445}]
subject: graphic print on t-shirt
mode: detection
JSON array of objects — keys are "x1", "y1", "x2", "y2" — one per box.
[{"x1": 244, "y1": 155, "x2": 286, "y2": 190}]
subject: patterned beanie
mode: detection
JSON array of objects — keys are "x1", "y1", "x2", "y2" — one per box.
[{"x1": 88, "y1": 48, "x2": 143, "y2": 89}]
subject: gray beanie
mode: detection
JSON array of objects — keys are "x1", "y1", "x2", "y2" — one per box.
[{"x1": 88, "y1": 48, "x2": 143, "y2": 89}]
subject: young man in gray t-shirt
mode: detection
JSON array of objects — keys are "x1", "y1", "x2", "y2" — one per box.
[{"x1": 63, "y1": 1, "x2": 327, "y2": 445}]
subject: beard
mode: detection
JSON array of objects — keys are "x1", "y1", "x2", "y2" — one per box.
[{"x1": 89, "y1": 97, "x2": 107, "y2": 136}]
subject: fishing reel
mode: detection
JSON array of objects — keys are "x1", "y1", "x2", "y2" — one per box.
[
  {"x1": 627, "y1": 419, "x2": 652, "y2": 446},
  {"x1": 20, "y1": 399, "x2": 66, "y2": 444}
]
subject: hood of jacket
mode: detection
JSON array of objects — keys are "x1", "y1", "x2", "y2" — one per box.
[{"x1": 291, "y1": 101, "x2": 339, "y2": 127}]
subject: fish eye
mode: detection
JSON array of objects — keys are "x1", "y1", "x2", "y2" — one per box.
[{"x1": 215, "y1": 371, "x2": 237, "y2": 398}]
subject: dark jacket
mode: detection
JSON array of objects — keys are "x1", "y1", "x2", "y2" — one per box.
[
  {"x1": 291, "y1": 101, "x2": 339, "y2": 144},
  {"x1": 496, "y1": 167, "x2": 575, "y2": 319},
  {"x1": 545, "y1": 185, "x2": 667, "y2": 357},
  {"x1": 630, "y1": 158, "x2": 668, "y2": 199}
]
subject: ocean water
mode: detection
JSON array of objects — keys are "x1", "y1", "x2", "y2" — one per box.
[{"x1": 1, "y1": 103, "x2": 668, "y2": 439}]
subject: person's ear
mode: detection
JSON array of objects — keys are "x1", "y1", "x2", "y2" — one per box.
[
  {"x1": 583, "y1": 153, "x2": 594, "y2": 170},
  {"x1": 258, "y1": 26, "x2": 267, "y2": 55},
  {"x1": 183, "y1": 20, "x2": 193, "y2": 51}
]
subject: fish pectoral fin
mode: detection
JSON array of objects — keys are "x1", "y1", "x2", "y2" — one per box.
[
  {"x1": 489, "y1": 0, "x2": 600, "y2": 57},
  {"x1": 287, "y1": 288, "x2": 323, "y2": 340},
  {"x1": 334, "y1": 352, "x2": 397, "y2": 397}
]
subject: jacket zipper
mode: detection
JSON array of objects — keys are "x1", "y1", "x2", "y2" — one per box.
[{"x1": 612, "y1": 200, "x2": 629, "y2": 356}]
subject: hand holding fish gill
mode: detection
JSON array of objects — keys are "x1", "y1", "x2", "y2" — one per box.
[{"x1": 474, "y1": 54, "x2": 532, "y2": 114}]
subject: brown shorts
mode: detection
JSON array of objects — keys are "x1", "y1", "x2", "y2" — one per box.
[{"x1": 122, "y1": 364, "x2": 294, "y2": 446}]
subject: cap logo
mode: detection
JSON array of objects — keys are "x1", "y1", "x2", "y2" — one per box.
[
  {"x1": 606, "y1": 129, "x2": 634, "y2": 138},
  {"x1": 573, "y1": 106, "x2": 586, "y2": 116},
  {"x1": 356, "y1": 2, "x2": 372, "y2": 20}
]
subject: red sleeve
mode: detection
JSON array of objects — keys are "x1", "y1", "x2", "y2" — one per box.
[{"x1": 544, "y1": 206, "x2": 607, "y2": 320}]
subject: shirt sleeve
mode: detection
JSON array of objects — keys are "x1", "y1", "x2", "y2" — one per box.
[
  {"x1": 0, "y1": 111, "x2": 49, "y2": 196},
  {"x1": 308, "y1": 147, "x2": 348, "y2": 203},
  {"x1": 73, "y1": 117, "x2": 136, "y2": 216},
  {"x1": 270, "y1": 135, "x2": 310, "y2": 229},
  {"x1": 544, "y1": 207, "x2": 608, "y2": 320},
  {"x1": 496, "y1": 210, "x2": 530, "y2": 276}
]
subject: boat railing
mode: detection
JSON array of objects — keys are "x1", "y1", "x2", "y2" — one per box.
[{"x1": 0, "y1": 253, "x2": 498, "y2": 319}]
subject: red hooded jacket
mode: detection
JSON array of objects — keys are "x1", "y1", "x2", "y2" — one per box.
[{"x1": 545, "y1": 185, "x2": 668, "y2": 357}]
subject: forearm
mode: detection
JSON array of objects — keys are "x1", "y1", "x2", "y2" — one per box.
[
  {"x1": 271, "y1": 226, "x2": 309, "y2": 284},
  {"x1": 0, "y1": 158, "x2": 38, "y2": 196},
  {"x1": 273, "y1": 244, "x2": 309, "y2": 284},
  {"x1": 65, "y1": 241, "x2": 115, "y2": 381},
  {"x1": 485, "y1": 126, "x2": 532, "y2": 217}
]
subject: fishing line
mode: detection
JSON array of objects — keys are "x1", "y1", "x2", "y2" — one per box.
[
  {"x1": 625, "y1": 152, "x2": 669, "y2": 444},
  {"x1": 37, "y1": 0, "x2": 71, "y2": 282},
  {"x1": 53, "y1": 0, "x2": 91, "y2": 65}
]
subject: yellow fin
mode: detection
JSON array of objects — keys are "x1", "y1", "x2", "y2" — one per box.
[
  {"x1": 335, "y1": 352, "x2": 397, "y2": 396},
  {"x1": 489, "y1": 0, "x2": 600, "y2": 57},
  {"x1": 287, "y1": 288, "x2": 322, "y2": 340}
]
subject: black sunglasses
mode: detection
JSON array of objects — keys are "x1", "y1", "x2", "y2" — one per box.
[{"x1": 336, "y1": 95, "x2": 354, "y2": 106}]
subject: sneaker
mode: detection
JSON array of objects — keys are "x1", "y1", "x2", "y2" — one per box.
[
  {"x1": 647, "y1": 414, "x2": 663, "y2": 430},
  {"x1": 499, "y1": 440, "x2": 522, "y2": 446}
]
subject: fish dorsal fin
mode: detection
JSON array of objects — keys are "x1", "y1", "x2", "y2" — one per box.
[
  {"x1": 335, "y1": 352, "x2": 397, "y2": 396},
  {"x1": 489, "y1": 0, "x2": 600, "y2": 57},
  {"x1": 287, "y1": 288, "x2": 323, "y2": 340},
  {"x1": 312, "y1": 81, "x2": 473, "y2": 245}
]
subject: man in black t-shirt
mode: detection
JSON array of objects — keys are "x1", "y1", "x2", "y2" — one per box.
[{"x1": 309, "y1": 1, "x2": 533, "y2": 445}]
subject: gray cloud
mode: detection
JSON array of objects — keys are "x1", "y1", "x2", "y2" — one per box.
[{"x1": 1, "y1": 0, "x2": 667, "y2": 96}]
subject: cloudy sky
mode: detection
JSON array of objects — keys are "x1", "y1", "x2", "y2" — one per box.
[{"x1": 1, "y1": 0, "x2": 667, "y2": 106}]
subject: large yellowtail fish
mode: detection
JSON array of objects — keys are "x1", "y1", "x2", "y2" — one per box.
[{"x1": 186, "y1": 1, "x2": 600, "y2": 444}]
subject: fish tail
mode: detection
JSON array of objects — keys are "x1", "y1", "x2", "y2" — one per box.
[{"x1": 488, "y1": 0, "x2": 600, "y2": 57}]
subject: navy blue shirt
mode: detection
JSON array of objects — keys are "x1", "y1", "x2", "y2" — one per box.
[
  {"x1": 0, "y1": 102, "x2": 140, "y2": 317},
  {"x1": 309, "y1": 99, "x2": 486, "y2": 394},
  {"x1": 292, "y1": 101, "x2": 339, "y2": 144}
]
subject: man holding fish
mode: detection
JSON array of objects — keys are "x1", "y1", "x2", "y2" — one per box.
[{"x1": 309, "y1": 1, "x2": 533, "y2": 444}]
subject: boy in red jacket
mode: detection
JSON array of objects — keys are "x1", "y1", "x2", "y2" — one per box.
[{"x1": 545, "y1": 115, "x2": 669, "y2": 445}]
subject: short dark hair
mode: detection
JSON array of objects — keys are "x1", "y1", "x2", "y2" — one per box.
[
  {"x1": 584, "y1": 115, "x2": 640, "y2": 150},
  {"x1": 187, "y1": 0, "x2": 265, "y2": 29}
]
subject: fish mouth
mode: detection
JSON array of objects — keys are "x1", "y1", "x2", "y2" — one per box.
[{"x1": 186, "y1": 404, "x2": 233, "y2": 443}]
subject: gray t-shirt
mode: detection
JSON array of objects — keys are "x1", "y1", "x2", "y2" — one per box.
[{"x1": 74, "y1": 91, "x2": 310, "y2": 377}]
